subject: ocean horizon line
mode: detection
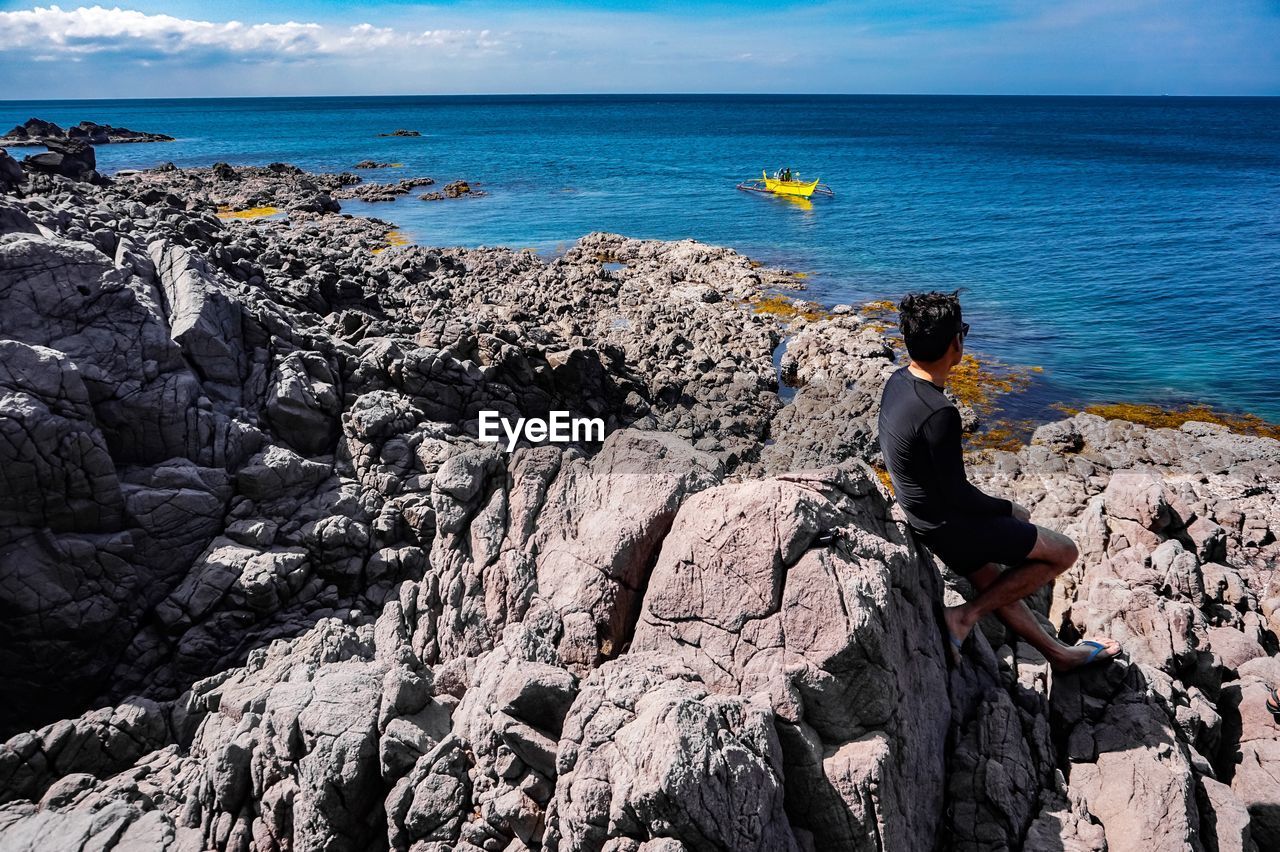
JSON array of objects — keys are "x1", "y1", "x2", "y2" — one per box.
[{"x1": 4, "y1": 92, "x2": 1279, "y2": 105}]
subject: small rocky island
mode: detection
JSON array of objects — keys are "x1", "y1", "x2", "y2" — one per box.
[
  {"x1": 421, "y1": 179, "x2": 485, "y2": 201},
  {"x1": 0, "y1": 146, "x2": 1277, "y2": 852},
  {"x1": 1, "y1": 117, "x2": 174, "y2": 146}
]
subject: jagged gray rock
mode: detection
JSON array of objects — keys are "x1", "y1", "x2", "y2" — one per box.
[
  {"x1": 0, "y1": 150, "x2": 23, "y2": 192},
  {"x1": 2, "y1": 118, "x2": 173, "y2": 146},
  {"x1": 21, "y1": 138, "x2": 98, "y2": 182}
]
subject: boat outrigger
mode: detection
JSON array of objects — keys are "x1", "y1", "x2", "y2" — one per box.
[{"x1": 738, "y1": 168, "x2": 834, "y2": 199}]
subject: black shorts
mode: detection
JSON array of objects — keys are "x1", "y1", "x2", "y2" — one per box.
[{"x1": 914, "y1": 514, "x2": 1039, "y2": 576}]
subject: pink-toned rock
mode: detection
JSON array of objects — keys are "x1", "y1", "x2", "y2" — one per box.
[
  {"x1": 1199, "y1": 777, "x2": 1258, "y2": 852},
  {"x1": 421, "y1": 430, "x2": 721, "y2": 666},
  {"x1": 544, "y1": 653, "x2": 798, "y2": 852},
  {"x1": 1052, "y1": 663, "x2": 1204, "y2": 852},
  {"x1": 1204, "y1": 626, "x2": 1266, "y2": 672},
  {"x1": 631, "y1": 462, "x2": 950, "y2": 851},
  {"x1": 1224, "y1": 657, "x2": 1280, "y2": 851},
  {"x1": 1103, "y1": 469, "x2": 1173, "y2": 533}
]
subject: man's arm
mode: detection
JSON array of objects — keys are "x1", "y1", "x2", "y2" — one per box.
[{"x1": 921, "y1": 406, "x2": 1013, "y2": 517}]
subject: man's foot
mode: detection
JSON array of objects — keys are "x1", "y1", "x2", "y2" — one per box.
[
  {"x1": 1050, "y1": 638, "x2": 1121, "y2": 672},
  {"x1": 942, "y1": 605, "x2": 973, "y2": 666}
]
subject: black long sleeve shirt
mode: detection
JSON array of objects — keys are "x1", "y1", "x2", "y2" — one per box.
[{"x1": 877, "y1": 366, "x2": 1012, "y2": 531}]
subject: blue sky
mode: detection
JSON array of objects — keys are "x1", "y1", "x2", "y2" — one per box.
[{"x1": 1, "y1": 1, "x2": 1278, "y2": 98}]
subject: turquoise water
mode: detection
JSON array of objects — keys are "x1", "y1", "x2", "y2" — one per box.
[{"x1": 4, "y1": 95, "x2": 1279, "y2": 421}]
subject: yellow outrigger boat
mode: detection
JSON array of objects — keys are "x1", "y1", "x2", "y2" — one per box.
[{"x1": 738, "y1": 169, "x2": 834, "y2": 199}]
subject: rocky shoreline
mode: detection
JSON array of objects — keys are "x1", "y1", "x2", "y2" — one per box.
[{"x1": 0, "y1": 151, "x2": 1277, "y2": 852}]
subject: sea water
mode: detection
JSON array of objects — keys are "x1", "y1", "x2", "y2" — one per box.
[{"x1": 3, "y1": 94, "x2": 1278, "y2": 422}]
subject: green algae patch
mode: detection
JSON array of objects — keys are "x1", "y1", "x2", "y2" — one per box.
[
  {"x1": 1059, "y1": 402, "x2": 1280, "y2": 440},
  {"x1": 964, "y1": 420, "x2": 1043, "y2": 453},
  {"x1": 949, "y1": 353, "x2": 1035, "y2": 413},
  {"x1": 371, "y1": 229, "x2": 411, "y2": 255},
  {"x1": 861, "y1": 300, "x2": 901, "y2": 341},
  {"x1": 861, "y1": 299, "x2": 897, "y2": 315},
  {"x1": 750, "y1": 294, "x2": 831, "y2": 322},
  {"x1": 871, "y1": 463, "x2": 894, "y2": 495},
  {"x1": 216, "y1": 206, "x2": 281, "y2": 220},
  {"x1": 947, "y1": 354, "x2": 1043, "y2": 453}
]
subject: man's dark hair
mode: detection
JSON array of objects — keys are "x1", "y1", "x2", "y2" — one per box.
[{"x1": 898, "y1": 290, "x2": 963, "y2": 362}]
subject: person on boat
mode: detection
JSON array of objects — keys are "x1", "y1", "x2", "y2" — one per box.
[{"x1": 877, "y1": 291, "x2": 1122, "y2": 671}]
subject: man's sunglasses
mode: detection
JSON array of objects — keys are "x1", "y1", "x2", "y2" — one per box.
[{"x1": 959, "y1": 322, "x2": 970, "y2": 338}]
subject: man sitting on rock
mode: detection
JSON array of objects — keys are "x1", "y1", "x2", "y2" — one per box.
[{"x1": 877, "y1": 291, "x2": 1121, "y2": 671}]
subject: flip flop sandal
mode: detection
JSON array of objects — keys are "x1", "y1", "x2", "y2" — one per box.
[{"x1": 1076, "y1": 640, "x2": 1117, "y2": 668}]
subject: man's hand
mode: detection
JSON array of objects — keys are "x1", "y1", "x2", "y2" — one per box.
[{"x1": 1011, "y1": 501, "x2": 1032, "y2": 522}]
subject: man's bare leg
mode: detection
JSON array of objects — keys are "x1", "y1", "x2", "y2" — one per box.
[
  {"x1": 965, "y1": 562, "x2": 1068, "y2": 658},
  {"x1": 964, "y1": 563, "x2": 1118, "y2": 671},
  {"x1": 941, "y1": 526, "x2": 1120, "y2": 670}
]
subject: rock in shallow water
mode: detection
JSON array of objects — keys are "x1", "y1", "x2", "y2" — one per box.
[{"x1": 2, "y1": 117, "x2": 173, "y2": 146}]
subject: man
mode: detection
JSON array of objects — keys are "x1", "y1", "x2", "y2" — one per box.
[{"x1": 877, "y1": 291, "x2": 1120, "y2": 671}]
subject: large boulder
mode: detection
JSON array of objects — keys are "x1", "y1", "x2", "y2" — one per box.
[
  {"x1": 0, "y1": 341, "x2": 123, "y2": 532},
  {"x1": 2, "y1": 118, "x2": 64, "y2": 141},
  {"x1": 149, "y1": 240, "x2": 260, "y2": 406},
  {"x1": 0, "y1": 149, "x2": 23, "y2": 191},
  {"x1": 0, "y1": 233, "x2": 229, "y2": 466},
  {"x1": 179, "y1": 619, "x2": 386, "y2": 852},
  {"x1": 545, "y1": 653, "x2": 799, "y2": 852},
  {"x1": 420, "y1": 429, "x2": 722, "y2": 666},
  {"x1": 265, "y1": 349, "x2": 341, "y2": 455},
  {"x1": 1051, "y1": 664, "x2": 1204, "y2": 852},
  {"x1": 22, "y1": 138, "x2": 97, "y2": 182},
  {"x1": 631, "y1": 463, "x2": 951, "y2": 851}
]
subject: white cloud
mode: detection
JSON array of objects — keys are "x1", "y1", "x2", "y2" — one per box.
[
  {"x1": 0, "y1": 1, "x2": 1273, "y2": 96},
  {"x1": 410, "y1": 29, "x2": 503, "y2": 54},
  {"x1": 0, "y1": 5, "x2": 324, "y2": 56},
  {"x1": 0, "y1": 5, "x2": 504, "y2": 62}
]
